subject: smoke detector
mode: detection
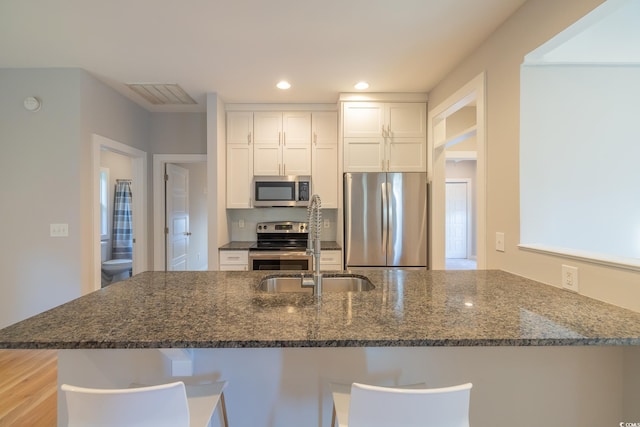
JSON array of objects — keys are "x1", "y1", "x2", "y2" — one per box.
[{"x1": 126, "y1": 83, "x2": 196, "y2": 105}]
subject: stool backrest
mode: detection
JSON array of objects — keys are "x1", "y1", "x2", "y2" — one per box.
[
  {"x1": 348, "y1": 382, "x2": 472, "y2": 427},
  {"x1": 61, "y1": 381, "x2": 190, "y2": 427}
]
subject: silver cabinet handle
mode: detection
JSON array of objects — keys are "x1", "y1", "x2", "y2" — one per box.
[
  {"x1": 248, "y1": 132, "x2": 252, "y2": 145},
  {"x1": 184, "y1": 232, "x2": 192, "y2": 236},
  {"x1": 313, "y1": 132, "x2": 317, "y2": 145},
  {"x1": 381, "y1": 126, "x2": 385, "y2": 137},
  {"x1": 283, "y1": 131, "x2": 286, "y2": 146},
  {"x1": 279, "y1": 131, "x2": 282, "y2": 145}
]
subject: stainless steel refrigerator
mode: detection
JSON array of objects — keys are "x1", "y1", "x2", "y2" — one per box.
[{"x1": 344, "y1": 172, "x2": 427, "y2": 268}]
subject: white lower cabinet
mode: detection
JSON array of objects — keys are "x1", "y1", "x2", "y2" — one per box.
[
  {"x1": 318, "y1": 250, "x2": 342, "y2": 271},
  {"x1": 219, "y1": 250, "x2": 249, "y2": 271}
]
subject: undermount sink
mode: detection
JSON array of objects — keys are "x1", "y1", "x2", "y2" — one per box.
[{"x1": 258, "y1": 274, "x2": 375, "y2": 293}]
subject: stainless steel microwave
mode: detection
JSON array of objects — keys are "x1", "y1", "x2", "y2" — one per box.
[{"x1": 252, "y1": 176, "x2": 311, "y2": 207}]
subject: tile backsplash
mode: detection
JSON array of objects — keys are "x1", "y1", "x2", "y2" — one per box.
[{"x1": 227, "y1": 208, "x2": 338, "y2": 242}]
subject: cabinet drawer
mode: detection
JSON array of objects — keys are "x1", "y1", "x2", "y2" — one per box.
[
  {"x1": 319, "y1": 250, "x2": 341, "y2": 265},
  {"x1": 219, "y1": 250, "x2": 249, "y2": 265}
]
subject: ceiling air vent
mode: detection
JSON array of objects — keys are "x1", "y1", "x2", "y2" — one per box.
[{"x1": 127, "y1": 83, "x2": 196, "y2": 105}]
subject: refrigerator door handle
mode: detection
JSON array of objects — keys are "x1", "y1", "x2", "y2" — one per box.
[
  {"x1": 386, "y1": 179, "x2": 393, "y2": 258},
  {"x1": 381, "y1": 181, "x2": 388, "y2": 255}
]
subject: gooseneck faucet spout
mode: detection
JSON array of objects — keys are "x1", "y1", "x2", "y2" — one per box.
[{"x1": 304, "y1": 194, "x2": 323, "y2": 296}]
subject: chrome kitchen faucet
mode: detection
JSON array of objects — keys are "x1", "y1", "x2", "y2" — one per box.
[{"x1": 303, "y1": 194, "x2": 323, "y2": 296}]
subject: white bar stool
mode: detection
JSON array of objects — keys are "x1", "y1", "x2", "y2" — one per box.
[
  {"x1": 61, "y1": 380, "x2": 229, "y2": 427},
  {"x1": 330, "y1": 382, "x2": 472, "y2": 427}
]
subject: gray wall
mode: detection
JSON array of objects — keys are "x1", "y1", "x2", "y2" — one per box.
[
  {"x1": 0, "y1": 69, "x2": 84, "y2": 328},
  {"x1": 150, "y1": 113, "x2": 207, "y2": 154},
  {"x1": 0, "y1": 68, "x2": 151, "y2": 328}
]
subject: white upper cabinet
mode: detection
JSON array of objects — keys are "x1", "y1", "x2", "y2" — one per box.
[
  {"x1": 311, "y1": 111, "x2": 338, "y2": 208},
  {"x1": 226, "y1": 112, "x2": 253, "y2": 208},
  {"x1": 343, "y1": 102, "x2": 426, "y2": 172},
  {"x1": 386, "y1": 103, "x2": 427, "y2": 138},
  {"x1": 227, "y1": 111, "x2": 254, "y2": 145},
  {"x1": 254, "y1": 112, "x2": 311, "y2": 176},
  {"x1": 343, "y1": 103, "x2": 385, "y2": 138}
]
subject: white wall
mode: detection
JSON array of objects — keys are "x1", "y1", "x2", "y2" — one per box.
[
  {"x1": 428, "y1": 0, "x2": 640, "y2": 313},
  {"x1": 521, "y1": 64, "x2": 640, "y2": 259}
]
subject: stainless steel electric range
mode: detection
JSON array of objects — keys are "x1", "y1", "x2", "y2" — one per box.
[{"x1": 248, "y1": 221, "x2": 311, "y2": 271}]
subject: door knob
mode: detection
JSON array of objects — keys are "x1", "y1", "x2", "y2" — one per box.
[{"x1": 184, "y1": 232, "x2": 192, "y2": 236}]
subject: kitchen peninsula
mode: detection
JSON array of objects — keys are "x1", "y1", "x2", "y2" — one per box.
[{"x1": 1, "y1": 269, "x2": 640, "y2": 426}]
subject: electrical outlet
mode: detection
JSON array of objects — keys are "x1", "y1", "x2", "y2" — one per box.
[
  {"x1": 239, "y1": 219, "x2": 245, "y2": 228},
  {"x1": 50, "y1": 223, "x2": 69, "y2": 237},
  {"x1": 495, "y1": 232, "x2": 505, "y2": 252},
  {"x1": 562, "y1": 265, "x2": 579, "y2": 292},
  {"x1": 324, "y1": 219, "x2": 330, "y2": 228}
]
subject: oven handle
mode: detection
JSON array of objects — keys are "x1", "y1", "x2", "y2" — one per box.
[{"x1": 249, "y1": 251, "x2": 311, "y2": 260}]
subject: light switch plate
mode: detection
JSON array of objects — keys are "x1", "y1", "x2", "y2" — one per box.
[
  {"x1": 324, "y1": 219, "x2": 330, "y2": 228},
  {"x1": 495, "y1": 232, "x2": 505, "y2": 252},
  {"x1": 50, "y1": 223, "x2": 69, "y2": 237}
]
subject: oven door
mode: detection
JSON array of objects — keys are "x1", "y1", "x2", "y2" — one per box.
[{"x1": 249, "y1": 251, "x2": 312, "y2": 271}]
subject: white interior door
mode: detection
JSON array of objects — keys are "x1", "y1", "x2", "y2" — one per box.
[
  {"x1": 166, "y1": 164, "x2": 189, "y2": 271},
  {"x1": 446, "y1": 181, "x2": 467, "y2": 259}
]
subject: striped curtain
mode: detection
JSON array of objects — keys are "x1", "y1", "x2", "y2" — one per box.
[{"x1": 112, "y1": 181, "x2": 133, "y2": 260}]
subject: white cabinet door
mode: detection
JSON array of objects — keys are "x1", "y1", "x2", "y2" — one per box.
[
  {"x1": 283, "y1": 112, "x2": 311, "y2": 146},
  {"x1": 344, "y1": 138, "x2": 385, "y2": 172},
  {"x1": 386, "y1": 103, "x2": 426, "y2": 138},
  {"x1": 253, "y1": 112, "x2": 282, "y2": 176},
  {"x1": 312, "y1": 112, "x2": 338, "y2": 207},
  {"x1": 226, "y1": 112, "x2": 254, "y2": 208},
  {"x1": 343, "y1": 102, "x2": 385, "y2": 138},
  {"x1": 283, "y1": 145, "x2": 311, "y2": 176},
  {"x1": 283, "y1": 112, "x2": 311, "y2": 175},
  {"x1": 254, "y1": 144, "x2": 281, "y2": 175},
  {"x1": 387, "y1": 138, "x2": 427, "y2": 172},
  {"x1": 227, "y1": 143, "x2": 253, "y2": 208},
  {"x1": 227, "y1": 112, "x2": 253, "y2": 145},
  {"x1": 312, "y1": 111, "x2": 338, "y2": 145},
  {"x1": 254, "y1": 112, "x2": 282, "y2": 146}
]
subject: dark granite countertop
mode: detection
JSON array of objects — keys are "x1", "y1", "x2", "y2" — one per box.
[
  {"x1": 1, "y1": 270, "x2": 640, "y2": 349},
  {"x1": 219, "y1": 241, "x2": 255, "y2": 250},
  {"x1": 219, "y1": 241, "x2": 341, "y2": 251}
]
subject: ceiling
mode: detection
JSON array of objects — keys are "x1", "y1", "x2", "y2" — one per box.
[{"x1": 0, "y1": 0, "x2": 527, "y2": 112}]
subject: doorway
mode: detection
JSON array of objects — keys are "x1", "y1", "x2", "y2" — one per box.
[
  {"x1": 153, "y1": 154, "x2": 208, "y2": 271},
  {"x1": 428, "y1": 73, "x2": 486, "y2": 270},
  {"x1": 92, "y1": 134, "x2": 147, "y2": 291},
  {"x1": 445, "y1": 178, "x2": 476, "y2": 270}
]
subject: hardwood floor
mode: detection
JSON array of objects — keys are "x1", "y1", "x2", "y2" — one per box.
[{"x1": 0, "y1": 350, "x2": 57, "y2": 426}]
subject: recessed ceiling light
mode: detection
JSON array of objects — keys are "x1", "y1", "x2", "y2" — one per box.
[
  {"x1": 354, "y1": 81, "x2": 369, "y2": 90},
  {"x1": 277, "y1": 80, "x2": 291, "y2": 90}
]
